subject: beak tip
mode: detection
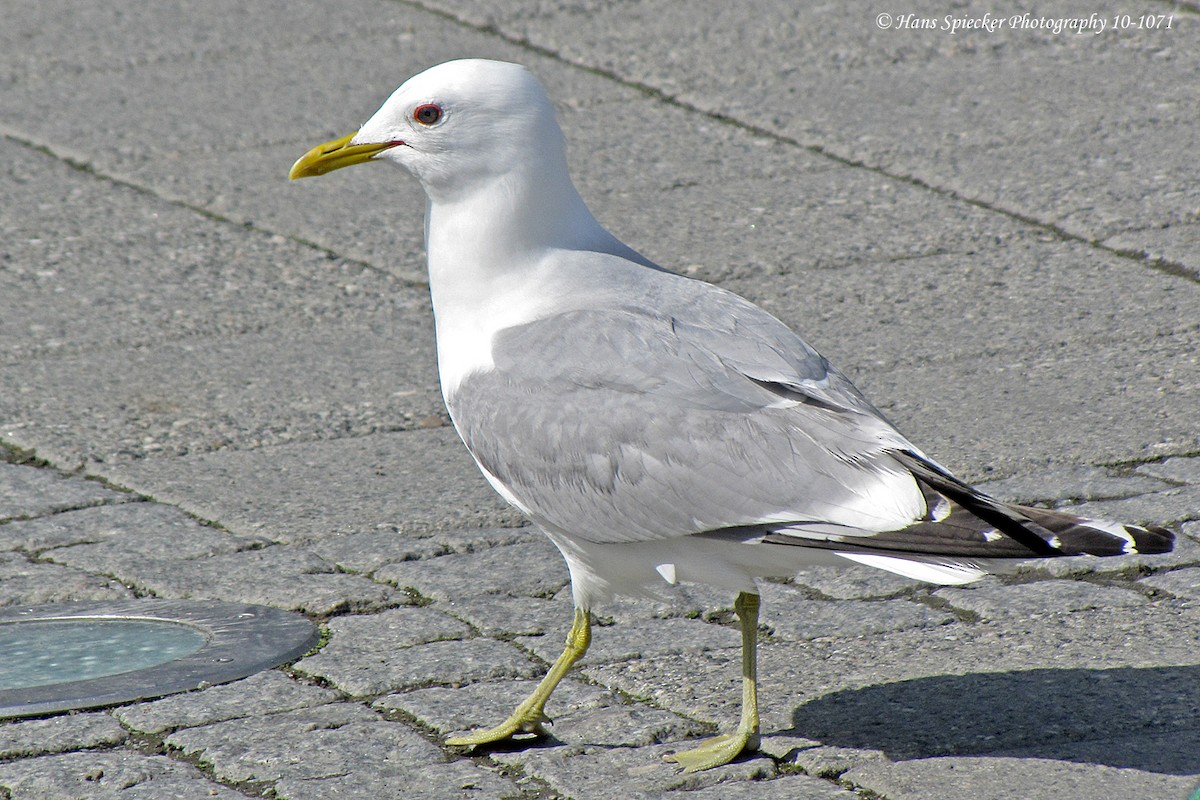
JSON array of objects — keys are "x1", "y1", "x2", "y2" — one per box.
[{"x1": 287, "y1": 131, "x2": 380, "y2": 181}]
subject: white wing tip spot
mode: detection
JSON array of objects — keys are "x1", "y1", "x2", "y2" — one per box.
[{"x1": 1084, "y1": 518, "x2": 1139, "y2": 553}]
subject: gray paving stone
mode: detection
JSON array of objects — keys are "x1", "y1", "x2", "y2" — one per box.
[
  {"x1": 1141, "y1": 567, "x2": 1200, "y2": 603},
  {"x1": 325, "y1": 606, "x2": 474, "y2": 649},
  {"x1": 0, "y1": 750, "x2": 246, "y2": 800},
  {"x1": 790, "y1": 564, "x2": 920, "y2": 600},
  {"x1": 101, "y1": 428, "x2": 521, "y2": 545},
  {"x1": 843, "y1": 754, "x2": 1198, "y2": 800},
  {"x1": 0, "y1": 138, "x2": 411, "y2": 364},
  {"x1": 566, "y1": 148, "x2": 1030, "y2": 297},
  {"x1": 0, "y1": 713, "x2": 126, "y2": 759},
  {"x1": 1138, "y1": 455, "x2": 1200, "y2": 486},
  {"x1": 295, "y1": 637, "x2": 541, "y2": 696},
  {"x1": 113, "y1": 670, "x2": 341, "y2": 735},
  {"x1": 375, "y1": 540, "x2": 569, "y2": 601},
  {"x1": 41, "y1": 508, "x2": 267, "y2": 570},
  {"x1": 860, "y1": 326, "x2": 1200, "y2": 481},
  {"x1": 0, "y1": 501, "x2": 258, "y2": 555},
  {"x1": 440, "y1": 593, "x2": 570, "y2": 638},
  {"x1": 1105, "y1": 223, "x2": 1200, "y2": 278},
  {"x1": 750, "y1": 733, "x2": 823, "y2": 765},
  {"x1": 936, "y1": 578, "x2": 1149, "y2": 621},
  {"x1": 1055, "y1": 485, "x2": 1200, "y2": 527},
  {"x1": 519, "y1": 614, "x2": 741, "y2": 667},
  {"x1": 0, "y1": 320, "x2": 444, "y2": 466},
  {"x1": 0, "y1": 0, "x2": 414, "y2": 85},
  {"x1": 274, "y1": 759, "x2": 521, "y2": 800},
  {"x1": 97, "y1": 543, "x2": 398, "y2": 615},
  {"x1": 0, "y1": 460, "x2": 128, "y2": 521},
  {"x1": 426, "y1": 0, "x2": 1200, "y2": 255},
  {"x1": 164, "y1": 703, "x2": 443, "y2": 786},
  {"x1": 311, "y1": 525, "x2": 536, "y2": 575},
  {"x1": 973, "y1": 465, "x2": 1175, "y2": 505},
  {"x1": 758, "y1": 583, "x2": 955, "y2": 640},
  {"x1": 0, "y1": 551, "x2": 132, "y2": 607},
  {"x1": 544, "y1": 1, "x2": 1190, "y2": 244},
  {"x1": 782, "y1": 744, "x2": 888, "y2": 781},
  {"x1": 492, "y1": 740, "x2": 778, "y2": 800},
  {"x1": 291, "y1": 607, "x2": 473, "y2": 696}
]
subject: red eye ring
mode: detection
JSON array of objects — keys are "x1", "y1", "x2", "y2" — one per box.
[{"x1": 413, "y1": 103, "x2": 443, "y2": 126}]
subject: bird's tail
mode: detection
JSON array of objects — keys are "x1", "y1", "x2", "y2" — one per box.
[{"x1": 893, "y1": 450, "x2": 1175, "y2": 558}]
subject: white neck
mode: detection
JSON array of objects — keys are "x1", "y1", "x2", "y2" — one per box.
[{"x1": 424, "y1": 163, "x2": 612, "y2": 400}]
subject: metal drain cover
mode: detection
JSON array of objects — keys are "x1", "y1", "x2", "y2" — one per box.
[{"x1": 0, "y1": 599, "x2": 318, "y2": 719}]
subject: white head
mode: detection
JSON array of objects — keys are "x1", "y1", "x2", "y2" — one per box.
[{"x1": 290, "y1": 59, "x2": 569, "y2": 203}]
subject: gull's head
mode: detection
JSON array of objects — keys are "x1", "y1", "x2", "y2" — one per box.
[{"x1": 289, "y1": 59, "x2": 565, "y2": 200}]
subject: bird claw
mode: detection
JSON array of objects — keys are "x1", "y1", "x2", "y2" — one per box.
[
  {"x1": 446, "y1": 712, "x2": 552, "y2": 747},
  {"x1": 663, "y1": 730, "x2": 759, "y2": 773}
]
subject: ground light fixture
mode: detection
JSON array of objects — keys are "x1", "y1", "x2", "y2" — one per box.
[{"x1": 0, "y1": 599, "x2": 318, "y2": 719}]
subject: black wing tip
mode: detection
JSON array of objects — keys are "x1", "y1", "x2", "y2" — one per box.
[
  {"x1": 892, "y1": 451, "x2": 1179, "y2": 560},
  {"x1": 1128, "y1": 524, "x2": 1175, "y2": 555},
  {"x1": 1018, "y1": 506, "x2": 1177, "y2": 557}
]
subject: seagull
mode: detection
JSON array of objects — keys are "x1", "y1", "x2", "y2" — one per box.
[{"x1": 290, "y1": 58, "x2": 1175, "y2": 771}]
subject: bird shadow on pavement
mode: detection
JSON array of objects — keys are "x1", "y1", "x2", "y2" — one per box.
[{"x1": 784, "y1": 664, "x2": 1200, "y2": 774}]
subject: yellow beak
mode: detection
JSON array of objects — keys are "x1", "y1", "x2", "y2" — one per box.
[{"x1": 288, "y1": 132, "x2": 402, "y2": 180}]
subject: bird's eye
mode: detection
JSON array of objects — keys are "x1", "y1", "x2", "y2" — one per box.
[{"x1": 413, "y1": 104, "x2": 443, "y2": 126}]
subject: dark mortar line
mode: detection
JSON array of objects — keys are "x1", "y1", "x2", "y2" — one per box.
[
  {"x1": 37, "y1": 417, "x2": 455, "y2": 474},
  {"x1": 396, "y1": 0, "x2": 1200, "y2": 287},
  {"x1": 0, "y1": 131, "x2": 428, "y2": 291},
  {"x1": 837, "y1": 776, "x2": 890, "y2": 800},
  {"x1": 0, "y1": 443, "x2": 51, "y2": 469},
  {"x1": 0, "y1": 734, "x2": 135, "y2": 766},
  {"x1": 157, "y1": 733, "x2": 277, "y2": 799},
  {"x1": 1102, "y1": 450, "x2": 1200, "y2": 472},
  {"x1": 914, "y1": 591, "x2": 981, "y2": 624},
  {"x1": 0, "y1": 498, "x2": 137, "y2": 528}
]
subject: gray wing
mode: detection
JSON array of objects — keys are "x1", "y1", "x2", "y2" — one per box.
[
  {"x1": 447, "y1": 296, "x2": 928, "y2": 545},
  {"x1": 447, "y1": 282, "x2": 1175, "y2": 564}
]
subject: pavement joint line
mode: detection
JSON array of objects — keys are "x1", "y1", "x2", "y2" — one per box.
[
  {"x1": 0, "y1": 127, "x2": 430, "y2": 292},
  {"x1": 1104, "y1": 450, "x2": 1200, "y2": 471},
  {"x1": 395, "y1": 0, "x2": 1200, "y2": 288},
  {"x1": 159, "y1": 733, "x2": 275, "y2": 800}
]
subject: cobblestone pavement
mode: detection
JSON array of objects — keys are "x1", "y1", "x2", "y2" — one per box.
[{"x1": 2, "y1": 1, "x2": 1199, "y2": 799}]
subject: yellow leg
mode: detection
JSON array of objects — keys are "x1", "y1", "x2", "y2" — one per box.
[
  {"x1": 665, "y1": 591, "x2": 761, "y2": 772},
  {"x1": 447, "y1": 607, "x2": 591, "y2": 747}
]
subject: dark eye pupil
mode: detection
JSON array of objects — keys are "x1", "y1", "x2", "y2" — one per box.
[{"x1": 415, "y1": 104, "x2": 442, "y2": 125}]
